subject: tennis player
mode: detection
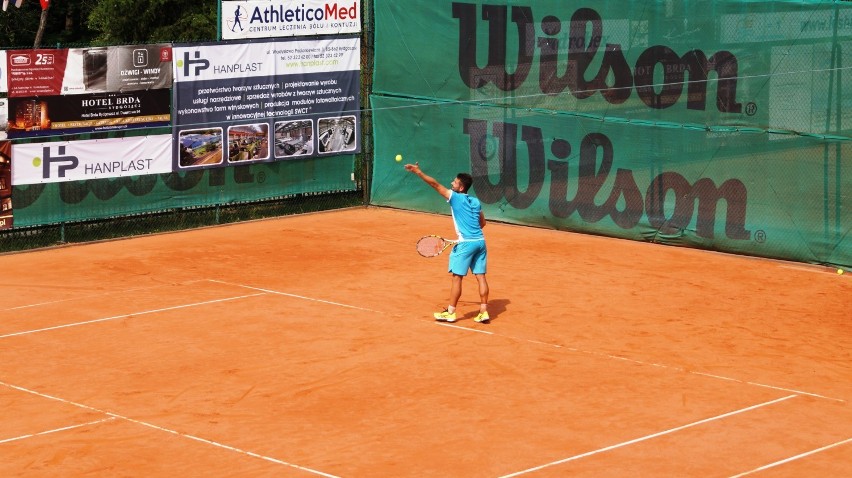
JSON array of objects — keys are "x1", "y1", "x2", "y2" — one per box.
[{"x1": 405, "y1": 162, "x2": 490, "y2": 324}]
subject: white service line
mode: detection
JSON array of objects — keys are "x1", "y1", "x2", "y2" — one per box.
[
  {"x1": 435, "y1": 322, "x2": 494, "y2": 335},
  {"x1": 0, "y1": 417, "x2": 116, "y2": 444},
  {"x1": 777, "y1": 264, "x2": 833, "y2": 274},
  {"x1": 692, "y1": 371, "x2": 844, "y2": 403},
  {"x1": 728, "y1": 437, "x2": 852, "y2": 478},
  {"x1": 2, "y1": 280, "x2": 211, "y2": 312},
  {"x1": 0, "y1": 293, "x2": 265, "y2": 339},
  {"x1": 208, "y1": 279, "x2": 381, "y2": 312},
  {"x1": 498, "y1": 394, "x2": 799, "y2": 478},
  {"x1": 437, "y1": 323, "x2": 846, "y2": 403},
  {"x1": 0, "y1": 381, "x2": 340, "y2": 478}
]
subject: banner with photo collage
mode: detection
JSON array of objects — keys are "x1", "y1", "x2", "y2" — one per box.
[
  {"x1": 4, "y1": 44, "x2": 172, "y2": 138},
  {"x1": 172, "y1": 36, "x2": 360, "y2": 170}
]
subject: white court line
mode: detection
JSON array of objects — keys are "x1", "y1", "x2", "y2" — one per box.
[
  {"x1": 1, "y1": 280, "x2": 210, "y2": 312},
  {"x1": 437, "y1": 324, "x2": 846, "y2": 403},
  {"x1": 209, "y1": 279, "x2": 381, "y2": 312},
  {"x1": 692, "y1": 371, "x2": 844, "y2": 403},
  {"x1": 436, "y1": 322, "x2": 494, "y2": 335},
  {"x1": 0, "y1": 293, "x2": 265, "y2": 339},
  {"x1": 777, "y1": 264, "x2": 835, "y2": 274},
  {"x1": 498, "y1": 395, "x2": 798, "y2": 478},
  {"x1": 0, "y1": 417, "x2": 116, "y2": 444},
  {"x1": 728, "y1": 437, "x2": 852, "y2": 478},
  {"x1": 0, "y1": 381, "x2": 340, "y2": 478}
]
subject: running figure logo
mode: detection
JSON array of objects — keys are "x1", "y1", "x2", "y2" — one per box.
[{"x1": 229, "y1": 6, "x2": 246, "y2": 33}]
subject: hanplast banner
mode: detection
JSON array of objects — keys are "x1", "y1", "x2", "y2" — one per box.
[
  {"x1": 221, "y1": 0, "x2": 361, "y2": 40},
  {"x1": 5, "y1": 44, "x2": 172, "y2": 138},
  {"x1": 172, "y1": 36, "x2": 360, "y2": 169},
  {"x1": 11, "y1": 135, "x2": 172, "y2": 185}
]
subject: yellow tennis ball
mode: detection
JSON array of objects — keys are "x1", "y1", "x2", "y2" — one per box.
[
  {"x1": 395, "y1": 154, "x2": 402, "y2": 162},
  {"x1": 839, "y1": 268, "x2": 845, "y2": 275}
]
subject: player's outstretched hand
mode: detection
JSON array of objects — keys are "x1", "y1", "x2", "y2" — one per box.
[{"x1": 404, "y1": 162, "x2": 420, "y2": 173}]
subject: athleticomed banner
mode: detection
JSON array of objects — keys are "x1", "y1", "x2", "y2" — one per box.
[{"x1": 221, "y1": 0, "x2": 361, "y2": 40}]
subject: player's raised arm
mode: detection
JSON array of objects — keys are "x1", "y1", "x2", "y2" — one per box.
[{"x1": 405, "y1": 162, "x2": 450, "y2": 199}]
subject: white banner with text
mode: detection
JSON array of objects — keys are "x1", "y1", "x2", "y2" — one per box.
[
  {"x1": 221, "y1": 0, "x2": 361, "y2": 40},
  {"x1": 12, "y1": 135, "x2": 173, "y2": 185}
]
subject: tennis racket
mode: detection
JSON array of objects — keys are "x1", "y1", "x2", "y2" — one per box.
[{"x1": 416, "y1": 235, "x2": 457, "y2": 257}]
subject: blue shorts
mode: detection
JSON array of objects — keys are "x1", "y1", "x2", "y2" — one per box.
[{"x1": 448, "y1": 240, "x2": 487, "y2": 276}]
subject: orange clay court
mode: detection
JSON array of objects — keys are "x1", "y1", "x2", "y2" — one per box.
[{"x1": 0, "y1": 207, "x2": 849, "y2": 477}]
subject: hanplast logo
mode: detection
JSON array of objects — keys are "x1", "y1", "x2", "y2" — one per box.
[
  {"x1": 35, "y1": 145, "x2": 79, "y2": 179},
  {"x1": 178, "y1": 51, "x2": 210, "y2": 77}
]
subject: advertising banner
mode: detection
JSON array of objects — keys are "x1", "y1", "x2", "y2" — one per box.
[
  {"x1": 221, "y1": 0, "x2": 361, "y2": 40},
  {"x1": 0, "y1": 97, "x2": 7, "y2": 140},
  {"x1": 5, "y1": 44, "x2": 172, "y2": 137},
  {"x1": 173, "y1": 36, "x2": 360, "y2": 170},
  {"x1": 0, "y1": 140, "x2": 11, "y2": 229},
  {"x1": 11, "y1": 135, "x2": 173, "y2": 185},
  {"x1": 0, "y1": 50, "x2": 6, "y2": 93},
  {"x1": 11, "y1": 158, "x2": 357, "y2": 227},
  {"x1": 370, "y1": 0, "x2": 851, "y2": 269},
  {"x1": 6, "y1": 45, "x2": 172, "y2": 97}
]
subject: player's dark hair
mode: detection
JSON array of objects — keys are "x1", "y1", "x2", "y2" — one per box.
[{"x1": 457, "y1": 173, "x2": 473, "y2": 193}]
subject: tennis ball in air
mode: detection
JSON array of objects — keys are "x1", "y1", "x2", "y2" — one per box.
[{"x1": 395, "y1": 154, "x2": 402, "y2": 162}]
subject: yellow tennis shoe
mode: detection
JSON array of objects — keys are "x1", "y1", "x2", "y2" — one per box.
[
  {"x1": 434, "y1": 310, "x2": 456, "y2": 322},
  {"x1": 473, "y1": 311, "x2": 490, "y2": 324}
]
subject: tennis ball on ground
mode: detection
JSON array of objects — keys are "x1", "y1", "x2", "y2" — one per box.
[
  {"x1": 395, "y1": 154, "x2": 402, "y2": 162},
  {"x1": 838, "y1": 268, "x2": 845, "y2": 275}
]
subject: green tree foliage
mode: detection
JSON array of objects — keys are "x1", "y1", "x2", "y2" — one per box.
[
  {"x1": 1, "y1": 0, "x2": 217, "y2": 48},
  {"x1": 88, "y1": 0, "x2": 217, "y2": 44}
]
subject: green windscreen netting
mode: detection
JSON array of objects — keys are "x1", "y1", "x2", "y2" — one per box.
[{"x1": 369, "y1": 0, "x2": 851, "y2": 268}]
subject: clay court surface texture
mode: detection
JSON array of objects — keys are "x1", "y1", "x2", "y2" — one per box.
[{"x1": 0, "y1": 207, "x2": 849, "y2": 477}]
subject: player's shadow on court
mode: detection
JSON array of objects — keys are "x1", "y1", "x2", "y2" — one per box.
[{"x1": 460, "y1": 298, "x2": 509, "y2": 322}]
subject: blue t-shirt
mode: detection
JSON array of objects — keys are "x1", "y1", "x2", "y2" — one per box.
[{"x1": 448, "y1": 191, "x2": 484, "y2": 241}]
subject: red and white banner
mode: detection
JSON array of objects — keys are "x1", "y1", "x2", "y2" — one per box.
[
  {"x1": 5, "y1": 44, "x2": 173, "y2": 137},
  {"x1": 6, "y1": 44, "x2": 172, "y2": 98}
]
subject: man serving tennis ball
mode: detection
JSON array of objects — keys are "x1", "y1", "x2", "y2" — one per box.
[{"x1": 404, "y1": 162, "x2": 490, "y2": 324}]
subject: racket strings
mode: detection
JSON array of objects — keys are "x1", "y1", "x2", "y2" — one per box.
[{"x1": 417, "y1": 236, "x2": 445, "y2": 257}]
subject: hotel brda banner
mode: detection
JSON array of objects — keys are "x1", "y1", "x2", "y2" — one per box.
[{"x1": 4, "y1": 44, "x2": 173, "y2": 138}]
